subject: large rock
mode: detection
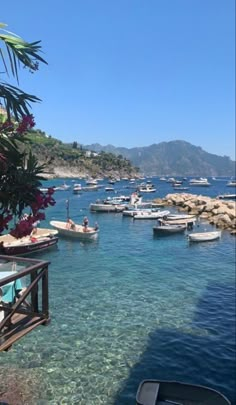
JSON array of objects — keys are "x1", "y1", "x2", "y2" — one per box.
[{"x1": 158, "y1": 193, "x2": 236, "y2": 231}]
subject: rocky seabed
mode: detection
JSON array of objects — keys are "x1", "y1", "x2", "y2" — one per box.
[{"x1": 155, "y1": 193, "x2": 236, "y2": 234}]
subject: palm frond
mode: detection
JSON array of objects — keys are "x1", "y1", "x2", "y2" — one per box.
[{"x1": 0, "y1": 83, "x2": 40, "y2": 120}]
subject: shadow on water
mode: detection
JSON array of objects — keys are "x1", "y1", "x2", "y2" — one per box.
[{"x1": 113, "y1": 282, "x2": 236, "y2": 405}]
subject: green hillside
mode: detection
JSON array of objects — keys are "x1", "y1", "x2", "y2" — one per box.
[{"x1": 24, "y1": 130, "x2": 139, "y2": 178}]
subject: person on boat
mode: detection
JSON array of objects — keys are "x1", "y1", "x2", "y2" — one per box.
[
  {"x1": 94, "y1": 222, "x2": 99, "y2": 231},
  {"x1": 82, "y1": 216, "x2": 89, "y2": 232},
  {"x1": 0, "y1": 241, "x2": 4, "y2": 253},
  {"x1": 67, "y1": 218, "x2": 76, "y2": 230},
  {"x1": 31, "y1": 220, "x2": 40, "y2": 235}
]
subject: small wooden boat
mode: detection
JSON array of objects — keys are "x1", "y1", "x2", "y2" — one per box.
[
  {"x1": 153, "y1": 223, "x2": 186, "y2": 235},
  {"x1": 50, "y1": 221, "x2": 99, "y2": 240},
  {"x1": 188, "y1": 230, "x2": 221, "y2": 242},
  {"x1": 0, "y1": 235, "x2": 58, "y2": 256},
  {"x1": 136, "y1": 379, "x2": 231, "y2": 405}
]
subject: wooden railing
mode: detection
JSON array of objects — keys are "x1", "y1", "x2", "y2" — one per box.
[{"x1": 0, "y1": 255, "x2": 50, "y2": 351}]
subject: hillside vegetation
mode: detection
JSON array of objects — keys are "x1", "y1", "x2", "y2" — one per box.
[{"x1": 24, "y1": 130, "x2": 138, "y2": 178}]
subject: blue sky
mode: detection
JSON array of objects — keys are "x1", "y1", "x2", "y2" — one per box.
[{"x1": 1, "y1": 0, "x2": 235, "y2": 159}]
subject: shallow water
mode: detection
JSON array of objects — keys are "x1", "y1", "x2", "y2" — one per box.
[{"x1": 0, "y1": 178, "x2": 235, "y2": 404}]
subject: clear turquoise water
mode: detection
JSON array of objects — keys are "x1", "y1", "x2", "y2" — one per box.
[{"x1": 1, "y1": 178, "x2": 235, "y2": 404}]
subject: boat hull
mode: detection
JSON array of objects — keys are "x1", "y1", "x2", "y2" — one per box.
[
  {"x1": 188, "y1": 231, "x2": 221, "y2": 242},
  {"x1": 50, "y1": 221, "x2": 98, "y2": 240},
  {"x1": 2, "y1": 236, "x2": 58, "y2": 256},
  {"x1": 153, "y1": 225, "x2": 186, "y2": 235},
  {"x1": 90, "y1": 203, "x2": 125, "y2": 212}
]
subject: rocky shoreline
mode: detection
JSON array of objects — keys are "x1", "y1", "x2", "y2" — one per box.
[{"x1": 154, "y1": 193, "x2": 236, "y2": 234}]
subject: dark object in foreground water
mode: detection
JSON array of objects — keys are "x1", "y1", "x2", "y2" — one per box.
[{"x1": 136, "y1": 380, "x2": 231, "y2": 405}]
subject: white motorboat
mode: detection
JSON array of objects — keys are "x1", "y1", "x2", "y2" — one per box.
[
  {"x1": 54, "y1": 183, "x2": 71, "y2": 191},
  {"x1": 86, "y1": 178, "x2": 98, "y2": 185},
  {"x1": 90, "y1": 203, "x2": 126, "y2": 212},
  {"x1": 105, "y1": 187, "x2": 114, "y2": 192},
  {"x1": 217, "y1": 194, "x2": 236, "y2": 200},
  {"x1": 160, "y1": 217, "x2": 196, "y2": 226},
  {"x1": 50, "y1": 221, "x2": 99, "y2": 240},
  {"x1": 189, "y1": 178, "x2": 211, "y2": 186},
  {"x1": 188, "y1": 230, "x2": 221, "y2": 242},
  {"x1": 226, "y1": 180, "x2": 236, "y2": 187},
  {"x1": 133, "y1": 210, "x2": 170, "y2": 220},
  {"x1": 73, "y1": 183, "x2": 82, "y2": 194},
  {"x1": 81, "y1": 185, "x2": 99, "y2": 191}
]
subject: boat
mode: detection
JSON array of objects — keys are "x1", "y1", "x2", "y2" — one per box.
[
  {"x1": 226, "y1": 180, "x2": 236, "y2": 187},
  {"x1": 0, "y1": 235, "x2": 58, "y2": 256},
  {"x1": 73, "y1": 183, "x2": 82, "y2": 194},
  {"x1": 189, "y1": 178, "x2": 211, "y2": 186},
  {"x1": 136, "y1": 379, "x2": 231, "y2": 405},
  {"x1": 165, "y1": 214, "x2": 196, "y2": 221},
  {"x1": 217, "y1": 194, "x2": 236, "y2": 200},
  {"x1": 50, "y1": 220, "x2": 99, "y2": 240},
  {"x1": 54, "y1": 183, "x2": 71, "y2": 191},
  {"x1": 160, "y1": 217, "x2": 196, "y2": 227},
  {"x1": 188, "y1": 230, "x2": 221, "y2": 242},
  {"x1": 85, "y1": 178, "x2": 98, "y2": 185},
  {"x1": 153, "y1": 223, "x2": 186, "y2": 235},
  {"x1": 133, "y1": 210, "x2": 170, "y2": 220},
  {"x1": 105, "y1": 187, "x2": 114, "y2": 192},
  {"x1": 90, "y1": 202, "x2": 126, "y2": 212},
  {"x1": 0, "y1": 228, "x2": 58, "y2": 244},
  {"x1": 173, "y1": 186, "x2": 189, "y2": 191},
  {"x1": 138, "y1": 184, "x2": 156, "y2": 193},
  {"x1": 81, "y1": 185, "x2": 99, "y2": 191}
]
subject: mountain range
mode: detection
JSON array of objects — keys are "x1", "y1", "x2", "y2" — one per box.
[{"x1": 84, "y1": 140, "x2": 235, "y2": 176}]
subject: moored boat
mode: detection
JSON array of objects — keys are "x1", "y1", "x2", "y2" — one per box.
[
  {"x1": 90, "y1": 202, "x2": 126, "y2": 212},
  {"x1": 189, "y1": 177, "x2": 211, "y2": 186},
  {"x1": 73, "y1": 183, "x2": 82, "y2": 194},
  {"x1": 226, "y1": 180, "x2": 236, "y2": 187},
  {"x1": 217, "y1": 194, "x2": 236, "y2": 200},
  {"x1": 161, "y1": 217, "x2": 197, "y2": 226},
  {"x1": 133, "y1": 210, "x2": 170, "y2": 220},
  {"x1": 165, "y1": 214, "x2": 196, "y2": 221},
  {"x1": 50, "y1": 220, "x2": 99, "y2": 240},
  {"x1": 153, "y1": 223, "x2": 186, "y2": 235},
  {"x1": 136, "y1": 379, "x2": 231, "y2": 405},
  {"x1": 188, "y1": 230, "x2": 221, "y2": 242},
  {"x1": 0, "y1": 235, "x2": 58, "y2": 256}
]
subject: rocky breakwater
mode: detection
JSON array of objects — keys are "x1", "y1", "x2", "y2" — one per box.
[{"x1": 155, "y1": 193, "x2": 236, "y2": 234}]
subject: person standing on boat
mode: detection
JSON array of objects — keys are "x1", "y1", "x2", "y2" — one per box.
[
  {"x1": 82, "y1": 216, "x2": 89, "y2": 232},
  {"x1": 31, "y1": 219, "x2": 40, "y2": 235}
]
